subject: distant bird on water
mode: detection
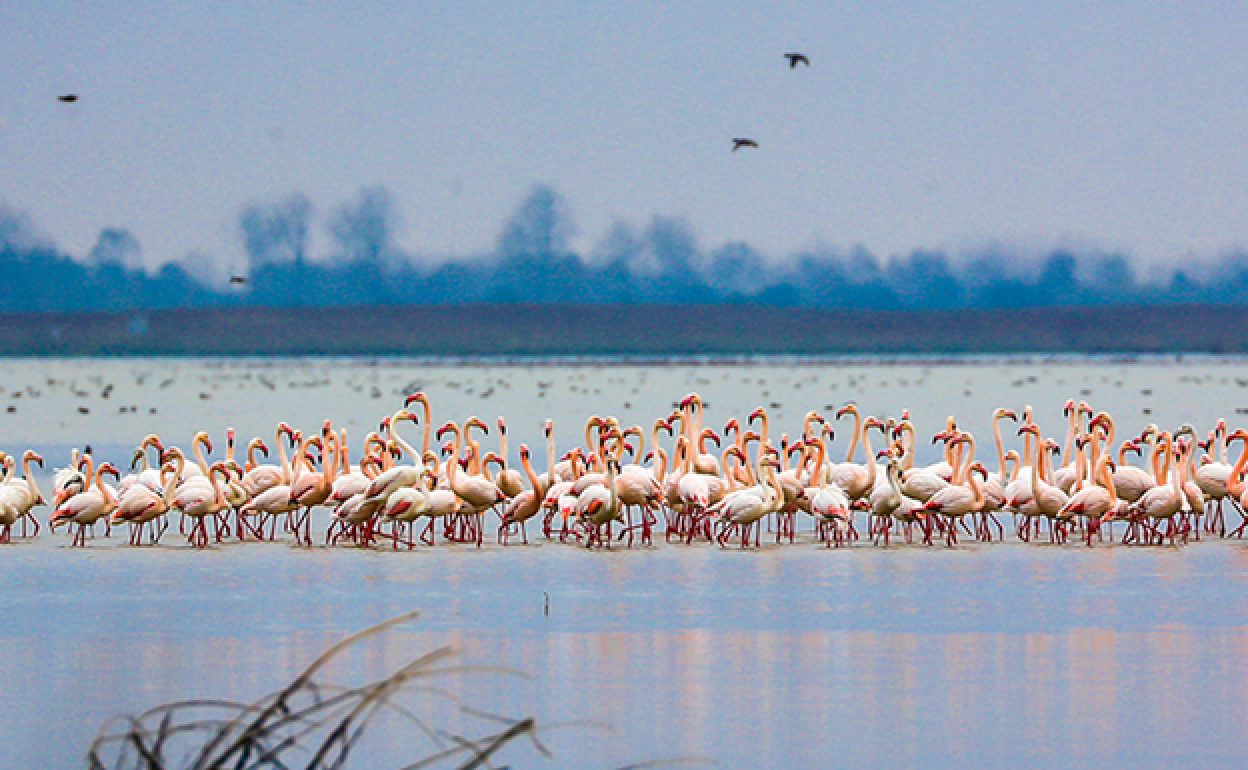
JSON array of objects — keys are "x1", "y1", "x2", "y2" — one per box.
[
  {"x1": 784, "y1": 53, "x2": 810, "y2": 69},
  {"x1": 58, "y1": 94, "x2": 79, "y2": 103},
  {"x1": 732, "y1": 138, "x2": 759, "y2": 152}
]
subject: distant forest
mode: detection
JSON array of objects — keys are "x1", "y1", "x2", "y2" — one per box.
[{"x1": 3, "y1": 184, "x2": 1246, "y2": 313}]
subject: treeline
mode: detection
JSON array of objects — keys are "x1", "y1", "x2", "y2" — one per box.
[{"x1": 2, "y1": 185, "x2": 1245, "y2": 313}]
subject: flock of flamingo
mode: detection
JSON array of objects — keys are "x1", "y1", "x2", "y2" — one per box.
[{"x1": 1, "y1": 390, "x2": 1245, "y2": 550}]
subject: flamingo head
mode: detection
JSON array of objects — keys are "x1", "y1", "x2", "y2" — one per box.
[
  {"x1": 1063, "y1": 399, "x2": 1075, "y2": 416},
  {"x1": 701, "y1": 428, "x2": 721, "y2": 447},
  {"x1": 321, "y1": 419, "x2": 333, "y2": 436},
  {"x1": 466, "y1": 416, "x2": 490, "y2": 435},
  {"x1": 257, "y1": 440, "x2": 270, "y2": 458},
  {"x1": 227, "y1": 427, "x2": 235, "y2": 445},
  {"x1": 130, "y1": 449, "x2": 144, "y2": 470},
  {"x1": 1017, "y1": 423, "x2": 1040, "y2": 438},
  {"x1": 498, "y1": 417, "x2": 507, "y2": 435},
  {"x1": 441, "y1": 441, "x2": 455, "y2": 458},
  {"x1": 748, "y1": 407, "x2": 766, "y2": 424},
  {"x1": 968, "y1": 462, "x2": 988, "y2": 480},
  {"x1": 1227, "y1": 428, "x2": 1248, "y2": 445},
  {"x1": 26, "y1": 451, "x2": 43, "y2": 468},
  {"x1": 436, "y1": 421, "x2": 458, "y2": 440},
  {"x1": 724, "y1": 417, "x2": 739, "y2": 433},
  {"x1": 864, "y1": 416, "x2": 885, "y2": 432},
  {"x1": 993, "y1": 408, "x2": 1018, "y2": 421},
  {"x1": 835, "y1": 403, "x2": 857, "y2": 420},
  {"x1": 195, "y1": 432, "x2": 213, "y2": 456},
  {"x1": 519, "y1": 444, "x2": 530, "y2": 460},
  {"x1": 544, "y1": 419, "x2": 552, "y2": 437},
  {"x1": 98, "y1": 462, "x2": 121, "y2": 481},
  {"x1": 404, "y1": 391, "x2": 428, "y2": 409}
]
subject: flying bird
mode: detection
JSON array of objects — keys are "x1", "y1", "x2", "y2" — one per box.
[
  {"x1": 784, "y1": 53, "x2": 810, "y2": 69},
  {"x1": 732, "y1": 138, "x2": 759, "y2": 152},
  {"x1": 58, "y1": 94, "x2": 79, "y2": 103},
  {"x1": 229, "y1": 275, "x2": 247, "y2": 285}
]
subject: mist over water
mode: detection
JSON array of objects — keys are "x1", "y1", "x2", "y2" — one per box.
[{"x1": 4, "y1": 185, "x2": 1247, "y2": 313}]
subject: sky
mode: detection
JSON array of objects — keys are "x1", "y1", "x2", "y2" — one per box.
[{"x1": 2, "y1": 1, "x2": 1247, "y2": 277}]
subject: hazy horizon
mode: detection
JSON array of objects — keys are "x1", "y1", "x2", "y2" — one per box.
[{"x1": 3, "y1": 2, "x2": 1246, "y2": 279}]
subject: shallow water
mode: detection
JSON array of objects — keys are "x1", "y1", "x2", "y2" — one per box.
[{"x1": 3, "y1": 356, "x2": 1248, "y2": 768}]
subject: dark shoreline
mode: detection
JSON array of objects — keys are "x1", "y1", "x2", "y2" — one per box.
[{"x1": 0, "y1": 303, "x2": 1242, "y2": 356}]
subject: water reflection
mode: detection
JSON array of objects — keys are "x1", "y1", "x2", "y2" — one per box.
[{"x1": 2, "y1": 541, "x2": 1248, "y2": 767}]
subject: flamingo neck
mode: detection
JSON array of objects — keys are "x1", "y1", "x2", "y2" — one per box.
[
  {"x1": 993, "y1": 414, "x2": 1007, "y2": 477},
  {"x1": 844, "y1": 410, "x2": 861, "y2": 463},
  {"x1": 193, "y1": 436, "x2": 211, "y2": 477},
  {"x1": 521, "y1": 451, "x2": 541, "y2": 494}
]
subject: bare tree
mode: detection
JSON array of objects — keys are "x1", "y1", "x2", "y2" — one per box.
[
  {"x1": 328, "y1": 186, "x2": 397, "y2": 265},
  {"x1": 239, "y1": 193, "x2": 314, "y2": 270}
]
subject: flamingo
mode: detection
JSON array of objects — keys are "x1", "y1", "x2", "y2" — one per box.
[
  {"x1": 804, "y1": 436, "x2": 853, "y2": 547},
  {"x1": 492, "y1": 418, "x2": 526, "y2": 498},
  {"x1": 365, "y1": 409, "x2": 426, "y2": 500},
  {"x1": 498, "y1": 444, "x2": 546, "y2": 545},
  {"x1": 242, "y1": 422, "x2": 294, "y2": 496},
  {"x1": 0, "y1": 450, "x2": 45, "y2": 539},
  {"x1": 111, "y1": 461, "x2": 179, "y2": 545},
  {"x1": 710, "y1": 451, "x2": 782, "y2": 549},
  {"x1": 1124, "y1": 431, "x2": 1186, "y2": 544},
  {"x1": 921, "y1": 435, "x2": 986, "y2": 547},
  {"x1": 869, "y1": 453, "x2": 925, "y2": 545},
  {"x1": 442, "y1": 437, "x2": 505, "y2": 547},
  {"x1": 173, "y1": 461, "x2": 231, "y2": 548},
  {"x1": 289, "y1": 429, "x2": 336, "y2": 545},
  {"x1": 574, "y1": 459, "x2": 623, "y2": 548},
  {"x1": 51, "y1": 460, "x2": 121, "y2": 547},
  {"x1": 1058, "y1": 449, "x2": 1118, "y2": 545}
]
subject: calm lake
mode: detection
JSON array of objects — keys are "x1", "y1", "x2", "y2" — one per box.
[{"x1": 2, "y1": 355, "x2": 1248, "y2": 768}]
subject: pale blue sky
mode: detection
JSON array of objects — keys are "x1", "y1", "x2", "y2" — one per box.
[{"x1": 2, "y1": 1, "x2": 1246, "y2": 276}]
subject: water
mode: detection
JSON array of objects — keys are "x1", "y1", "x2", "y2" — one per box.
[{"x1": 3, "y1": 356, "x2": 1248, "y2": 768}]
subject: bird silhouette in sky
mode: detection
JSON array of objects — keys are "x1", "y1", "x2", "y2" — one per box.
[
  {"x1": 784, "y1": 53, "x2": 810, "y2": 69},
  {"x1": 229, "y1": 275, "x2": 247, "y2": 285},
  {"x1": 732, "y1": 138, "x2": 759, "y2": 152},
  {"x1": 58, "y1": 94, "x2": 79, "y2": 103}
]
